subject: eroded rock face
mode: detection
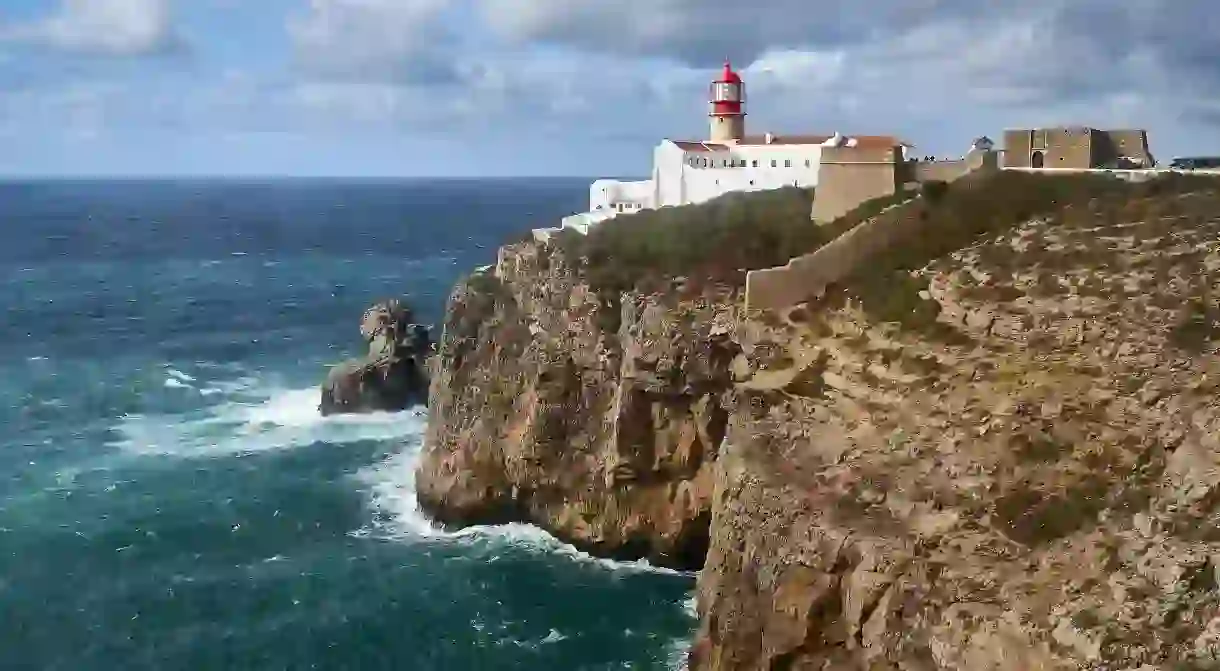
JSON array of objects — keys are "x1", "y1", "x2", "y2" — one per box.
[
  {"x1": 319, "y1": 299, "x2": 433, "y2": 416},
  {"x1": 421, "y1": 184, "x2": 1220, "y2": 669},
  {"x1": 693, "y1": 188, "x2": 1220, "y2": 670},
  {"x1": 415, "y1": 243, "x2": 739, "y2": 569}
]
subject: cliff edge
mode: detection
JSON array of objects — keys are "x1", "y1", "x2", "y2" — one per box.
[
  {"x1": 415, "y1": 242, "x2": 737, "y2": 569},
  {"x1": 417, "y1": 173, "x2": 1220, "y2": 669}
]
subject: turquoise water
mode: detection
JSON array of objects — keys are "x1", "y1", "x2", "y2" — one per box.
[{"x1": 0, "y1": 179, "x2": 696, "y2": 670}]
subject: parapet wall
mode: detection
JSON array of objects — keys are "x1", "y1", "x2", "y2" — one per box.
[
  {"x1": 811, "y1": 148, "x2": 999, "y2": 224},
  {"x1": 810, "y1": 145, "x2": 901, "y2": 223},
  {"x1": 752, "y1": 149, "x2": 1001, "y2": 314},
  {"x1": 911, "y1": 150, "x2": 999, "y2": 184},
  {"x1": 745, "y1": 197, "x2": 916, "y2": 312}
]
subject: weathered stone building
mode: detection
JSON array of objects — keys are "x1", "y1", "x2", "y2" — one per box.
[
  {"x1": 810, "y1": 139, "x2": 1000, "y2": 224},
  {"x1": 1003, "y1": 127, "x2": 1155, "y2": 169}
]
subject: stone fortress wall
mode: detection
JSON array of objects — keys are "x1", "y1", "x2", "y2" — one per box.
[
  {"x1": 743, "y1": 126, "x2": 1166, "y2": 314},
  {"x1": 1003, "y1": 127, "x2": 1154, "y2": 169},
  {"x1": 748, "y1": 142, "x2": 1001, "y2": 313}
]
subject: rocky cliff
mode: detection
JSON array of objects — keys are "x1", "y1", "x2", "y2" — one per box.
[
  {"x1": 415, "y1": 242, "x2": 739, "y2": 569},
  {"x1": 416, "y1": 174, "x2": 1220, "y2": 669}
]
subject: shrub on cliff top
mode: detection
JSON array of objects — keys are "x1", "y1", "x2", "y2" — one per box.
[
  {"x1": 841, "y1": 170, "x2": 1220, "y2": 336},
  {"x1": 859, "y1": 170, "x2": 1219, "y2": 281},
  {"x1": 556, "y1": 186, "x2": 826, "y2": 294}
]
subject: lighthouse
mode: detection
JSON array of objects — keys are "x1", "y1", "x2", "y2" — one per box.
[
  {"x1": 549, "y1": 53, "x2": 911, "y2": 236},
  {"x1": 708, "y1": 60, "x2": 746, "y2": 143}
]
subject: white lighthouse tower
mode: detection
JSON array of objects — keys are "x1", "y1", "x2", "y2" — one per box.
[{"x1": 709, "y1": 60, "x2": 746, "y2": 143}]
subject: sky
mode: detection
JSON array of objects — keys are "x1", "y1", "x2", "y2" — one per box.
[{"x1": 0, "y1": 0, "x2": 1218, "y2": 177}]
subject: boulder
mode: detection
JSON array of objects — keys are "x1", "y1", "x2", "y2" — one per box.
[{"x1": 319, "y1": 299, "x2": 433, "y2": 416}]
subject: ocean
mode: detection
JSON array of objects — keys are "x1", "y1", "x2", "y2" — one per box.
[{"x1": 0, "y1": 179, "x2": 696, "y2": 670}]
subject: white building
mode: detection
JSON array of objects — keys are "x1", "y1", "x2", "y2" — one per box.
[{"x1": 556, "y1": 62, "x2": 907, "y2": 234}]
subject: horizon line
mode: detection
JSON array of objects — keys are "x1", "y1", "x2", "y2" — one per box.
[{"x1": 0, "y1": 174, "x2": 648, "y2": 182}]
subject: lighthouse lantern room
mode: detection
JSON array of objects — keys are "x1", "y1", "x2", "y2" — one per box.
[{"x1": 708, "y1": 60, "x2": 746, "y2": 143}]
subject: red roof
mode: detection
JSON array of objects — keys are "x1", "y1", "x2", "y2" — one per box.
[
  {"x1": 669, "y1": 135, "x2": 910, "y2": 151},
  {"x1": 738, "y1": 134, "x2": 910, "y2": 148},
  {"x1": 714, "y1": 60, "x2": 742, "y2": 84},
  {"x1": 671, "y1": 141, "x2": 730, "y2": 152}
]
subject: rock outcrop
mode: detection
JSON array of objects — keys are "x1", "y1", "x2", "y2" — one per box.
[
  {"x1": 417, "y1": 174, "x2": 1220, "y2": 669},
  {"x1": 319, "y1": 299, "x2": 432, "y2": 416},
  {"x1": 416, "y1": 248, "x2": 737, "y2": 569},
  {"x1": 694, "y1": 182, "x2": 1220, "y2": 670}
]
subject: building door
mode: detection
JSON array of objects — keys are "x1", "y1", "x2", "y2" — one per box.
[{"x1": 1031, "y1": 151, "x2": 1045, "y2": 168}]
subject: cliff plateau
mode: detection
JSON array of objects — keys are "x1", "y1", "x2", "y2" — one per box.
[{"x1": 416, "y1": 173, "x2": 1220, "y2": 670}]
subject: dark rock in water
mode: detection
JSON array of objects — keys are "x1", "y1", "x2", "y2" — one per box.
[{"x1": 319, "y1": 299, "x2": 434, "y2": 416}]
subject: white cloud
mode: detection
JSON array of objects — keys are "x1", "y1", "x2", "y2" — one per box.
[
  {"x1": 287, "y1": 0, "x2": 458, "y2": 83},
  {"x1": 0, "y1": 0, "x2": 179, "y2": 56},
  {"x1": 5, "y1": 0, "x2": 1220, "y2": 174}
]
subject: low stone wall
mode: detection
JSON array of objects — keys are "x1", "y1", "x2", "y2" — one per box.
[
  {"x1": 745, "y1": 198, "x2": 916, "y2": 313},
  {"x1": 748, "y1": 153, "x2": 1004, "y2": 314}
]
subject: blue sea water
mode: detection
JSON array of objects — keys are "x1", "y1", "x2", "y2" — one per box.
[{"x1": 0, "y1": 179, "x2": 696, "y2": 671}]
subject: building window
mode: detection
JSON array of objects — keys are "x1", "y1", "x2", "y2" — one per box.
[
  {"x1": 771, "y1": 159, "x2": 777, "y2": 167},
  {"x1": 804, "y1": 159, "x2": 811, "y2": 167},
  {"x1": 752, "y1": 160, "x2": 759, "y2": 167},
  {"x1": 784, "y1": 159, "x2": 792, "y2": 167}
]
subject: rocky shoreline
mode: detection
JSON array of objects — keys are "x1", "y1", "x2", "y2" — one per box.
[
  {"x1": 415, "y1": 173, "x2": 1220, "y2": 670},
  {"x1": 415, "y1": 251, "x2": 732, "y2": 569},
  {"x1": 319, "y1": 299, "x2": 433, "y2": 416}
]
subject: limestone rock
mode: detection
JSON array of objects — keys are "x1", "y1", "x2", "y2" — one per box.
[
  {"x1": 319, "y1": 299, "x2": 433, "y2": 416},
  {"x1": 415, "y1": 247, "x2": 737, "y2": 569},
  {"x1": 419, "y1": 182, "x2": 1220, "y2": 669},
  {"x1": 692, "y1": 184, "x2": 1220, "y2": 670}
]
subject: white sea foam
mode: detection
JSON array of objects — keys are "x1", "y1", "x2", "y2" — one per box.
[
  {"x1": 165, "y1": 367, "x2": 196, "y2": 383},
  {"x1": 111, "y1": 368, "x2": 424, "y2": 458},
  {"x1": 666, "y1": 636, "x2": 692, "y2": 671},
  {"x1": 497, "y1": 628, "x2": 569, "y2": 649},
  {"x1": 117, "y1": 362, "x2": 696, "y2": 579},
  {"x1": 358, "y1": 448, "x2": 697, "y2": 578}
]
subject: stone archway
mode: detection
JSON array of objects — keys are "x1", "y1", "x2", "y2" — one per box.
[{"x1": 1031, "y1": 150, "x2": 1045, "y2": 168}]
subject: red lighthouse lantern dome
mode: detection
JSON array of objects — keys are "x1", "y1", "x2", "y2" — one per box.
[
  {"x1": 708, "y1": 60, "x2": 746, "y2": 142},
  {"x1": 709, "y1": 60, "x2": 745, "y2": 114}
]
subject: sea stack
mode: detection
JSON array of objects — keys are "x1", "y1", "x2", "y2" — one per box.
[{"x1": 319, "y1": 299, "x2": 433, "y2": 416}]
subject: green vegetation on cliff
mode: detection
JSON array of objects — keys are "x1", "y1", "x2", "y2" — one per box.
[
  {"x1": 836, "y1": 171, "x2": 1220, "y2": 336},
  {"x1": 552, "y1": 186, "x2": 869, "y2": 294},
  {"x1": 548, "y1": 170, "x2": 1220, "y2": 316}
]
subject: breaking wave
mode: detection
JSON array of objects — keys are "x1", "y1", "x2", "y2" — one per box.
[
  {"x1": 110, "y1": 363, "x2": 695, "y2": 579},
  {"x1": 357, "y1": 447, "x2": 698, "y2": 578},
  {"x1": 109, "y1": 365, "x2": 425, "y2": 458}
]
